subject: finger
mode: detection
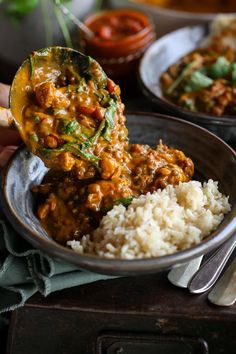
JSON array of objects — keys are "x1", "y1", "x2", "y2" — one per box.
[
  {"x1": 0, "y1": 83, "x2": 10, "y2": 108},
  {"x1": 0, "y1": 108, "x2": 13, "y2": 127},
  {"x1": 0, "y1": 146, "x2": 18, "y2": 168},
  {"x1": 0, "y1": 128, "x2": 21, "y2": 146}
]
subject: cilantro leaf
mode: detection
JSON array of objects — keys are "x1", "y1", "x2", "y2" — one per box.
[
  {"x1": 184, "y1": 71, "x2": 213, "y2": 92},
  {"x1": 208, "y1": 56, "x2": 231, "y2": 79},
  {"x1": 102, "y1": 99, "x2": 116, "y2": 141}
]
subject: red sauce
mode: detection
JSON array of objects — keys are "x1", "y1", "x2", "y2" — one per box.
[
  {"x1": 88, "y1": 12, "x2": 145, "y2": 41},
  {"x1": 83, "y1": 9, "x2": 155, "y2": 93}
]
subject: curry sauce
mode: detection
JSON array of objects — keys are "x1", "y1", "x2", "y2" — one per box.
[{"x1": 10, "y1": 47, "x2": 194, "y2": 244}]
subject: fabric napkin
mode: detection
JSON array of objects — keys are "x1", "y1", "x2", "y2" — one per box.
[{"x1": 0, "y1": 208, "x2": 114, "y2": 317}]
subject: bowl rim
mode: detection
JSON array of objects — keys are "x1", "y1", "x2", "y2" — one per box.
[
  {"x1": 1, "y1": 111, "x2": 236, "y2": 276},
  {"x1": 129, "y1": 0, "x2": 236, "y2": 19},
  {"x1": 139, "y1": 25, "x2": 236, "y2": 126}
]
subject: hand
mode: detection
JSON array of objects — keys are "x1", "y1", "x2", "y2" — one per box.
[
  {"x1": 0, "y1": 83, "x2": 10, "y2": 107},
  {"x1": 0, "y1": 83, "x2": 21, "y2": 167}
]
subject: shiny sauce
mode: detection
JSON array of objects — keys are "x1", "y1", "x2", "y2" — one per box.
[{"x1": 11, "y1": 47, "x2": 194, "y2": 244}]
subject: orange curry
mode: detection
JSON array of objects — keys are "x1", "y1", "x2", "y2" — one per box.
[
  {"x1": 135, "y1": 0, "x2": 236, "y2": 13},
  {"x1": 11, "y1": 47, "x2": 194, "y2": 244}
]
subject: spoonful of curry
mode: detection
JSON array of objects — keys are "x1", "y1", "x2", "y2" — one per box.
[
  {"x1": 0, "y1": 46, "x2": 195, "y2": 243},
  {"x1": 7, "y1": 47, "x2": 128, "y2": 181}
]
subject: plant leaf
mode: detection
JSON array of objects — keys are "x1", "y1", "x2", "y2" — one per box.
[
  {"x1": 208, "y1": 56, "x2": 231, "y2": 79},
  {"x1": 184, "y1": 71, "x2": 213, "y2": 92},
  {"x1": 102, "y1": 99, "x2": 116, "y2": 141},
  {"x1": 59, "y1": 120, "x2": 79, "y2": 135},
  {"x1": 231, "y1": 63, "x2": 236, "y2": 86},
  {"x1": 115, "y1": 197, "x2": 133, "y2": 206},
  {"x1": 166, "y1": 61, "x2": 196, "y2": 95}
]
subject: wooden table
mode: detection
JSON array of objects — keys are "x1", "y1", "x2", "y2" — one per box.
[{"x1": 6, "y1": 271, "x2": 236, "y2": 354}]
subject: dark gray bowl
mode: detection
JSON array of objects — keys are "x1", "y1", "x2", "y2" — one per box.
[
  {"x1": 1, "y1": 112, "x2": 236, "y2": 275},
  {"x1": 139, "y1": 26, "x2": 236, "y2": 144}
]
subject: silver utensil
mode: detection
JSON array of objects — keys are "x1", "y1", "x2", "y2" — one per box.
[
  {"x1": 168, "y1": 256, "x2": 203, "y2": 288},
  {"x1": 54, "y1": 0, "x2": 94, "y2": 39},
  {"x1": 208, "y1": 257, "x2": 236, "y2": 306},
  {"x1": 188, "y1": 233, "x2": 236, "y2": 294}
]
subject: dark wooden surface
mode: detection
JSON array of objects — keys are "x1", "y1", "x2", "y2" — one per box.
[{"x1": 6, "y1": 272, "x2": 236, "y2": 354}]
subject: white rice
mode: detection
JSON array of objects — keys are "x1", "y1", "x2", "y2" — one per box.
[
  {"x1": 201, "y1": 15, "x2": 236, "y2": 50},
  {"x1": 67, "y1": 180, "x2": 231, "y2": 259}
]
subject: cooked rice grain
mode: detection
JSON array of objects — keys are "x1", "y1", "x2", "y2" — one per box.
[{"x1": 68, "y1": 180, "x2": 231, "y2": 259}]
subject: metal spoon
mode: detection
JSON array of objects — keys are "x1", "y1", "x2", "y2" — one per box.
[
  {"x1": 54, "y1": 0, "x2": 94, "y2": 39},
  {"x1": 208, "y1": 257, "x2": 236, "y2": 306},
  {"x1": 188, "y1": 233, "x2": 236, "y2": 294},
  {"x1": 168, "y1": 255, "x2": 203, "y2": 288},
  {"x1": 9, "y1": 46, "x2": 108, "y2": 170}
]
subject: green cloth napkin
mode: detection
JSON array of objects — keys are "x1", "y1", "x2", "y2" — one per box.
[{"x1": 0, "y1": 208, "x2": 114, "y2": 315}]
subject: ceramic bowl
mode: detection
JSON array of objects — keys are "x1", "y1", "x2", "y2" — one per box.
[
  {"x1": 139, "y1": 26, "x2": 236, "y2": 144},
  {"x1": 109, "y1": 0, "x2": 236, "y2": 37},
  {"x1": 1, "y1": 112, "x2": 236, "y2": 276}
]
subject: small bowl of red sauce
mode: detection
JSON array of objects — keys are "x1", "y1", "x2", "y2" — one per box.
[{"x1": 83, "y1": 8, "x2": 156, "y2": 94}]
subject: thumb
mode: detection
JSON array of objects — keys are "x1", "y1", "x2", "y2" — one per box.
[
  {"x1": 0, "y1": 83, "x2": 10, "y2": 108},
  {"x1": 0, "y1": 146, "x2": 18, "y2": 168}
]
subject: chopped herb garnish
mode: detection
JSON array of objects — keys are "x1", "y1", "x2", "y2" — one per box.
[
  {"x1": 109, "y1": 93, "x2": 118, "y2": 102},
  {"x1": 184, "y1": 71, "x2": 213, "y2": 92},
  {"x1": 39, "y1": 147, "x2": 53, "y2": 158},
  {"x1": 33, "y1": 115, "x2": 41, "y2": 123},
  {"x1": 40, "y1": 142, "x2": 100, "y2": 168},
  {"x1": 94, "y1": 92, "x2": 105, "y2": 101},
  {"x1": 102, "y1": 99, "x2": 116, "y2": 141},
  {"x1": 63, "y1": 143, "x2": 100, "y2": 161},
  {"x1": 208, "y1": 56, "x2": 231, "y2": 79},
  {"x1": 231, "y1": 63, "x2": 236, "y2": 86},
  {"x1": 166, "y1": 61, "x2": 196, "y2": 95},
  {"x1": 86, "y1": 57, "x2": 108, "y2": 89},
  {"x1": 76, "y1": 78, "x2": 87, "y2": 92},
  {"x1": 183, "y1": 98, "x2": 196, "y2": 111},
  {"x1": 115, "y1": 197, "x2": 133, "y2": 206},
  {"x1": 53, "y1": 108, "x2": 63, "y2": 115},
  {"x1": 29, "y1": 132, "x2": 39, "y2": 142},
  {"x1": 60, "y1": 120, "x2": 79, "y2": 135},
  {"x1": 89, "y1": 120, "x2": 106, "y2": 144},
  {"x1": 101, "y1": 197, "x2": 133, "y2": 213}
]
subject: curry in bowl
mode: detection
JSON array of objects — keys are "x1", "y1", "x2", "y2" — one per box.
[
  {"x1": 134, "y1": 0, "x2": 236, "y2": 13},
  {"x1": 6, "y1": 47, "x2": 233, "y2": 262},
  {"x1": 11, "y1": 49, "x2": 193, "y2": 246},
  {"x1": 2, "y1": 112, "x2": 236, "y2": 272},
  {"x1": 160, "y1": 17, "x2": 236, "y2": 116}
]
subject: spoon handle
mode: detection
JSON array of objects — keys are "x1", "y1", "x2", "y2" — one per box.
[
  {"x1": 208, "y1": 257, "x2": 236, "y2": 306},
  {"x1": 168, "y1": 255, "x2": 203, "y2": 288},
  {"x1": 55, "y1": 2, "x2": 94, "y2": 39},
  {"x1": 188, "y1": 233, "x2": 236, "y2": 294}
]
